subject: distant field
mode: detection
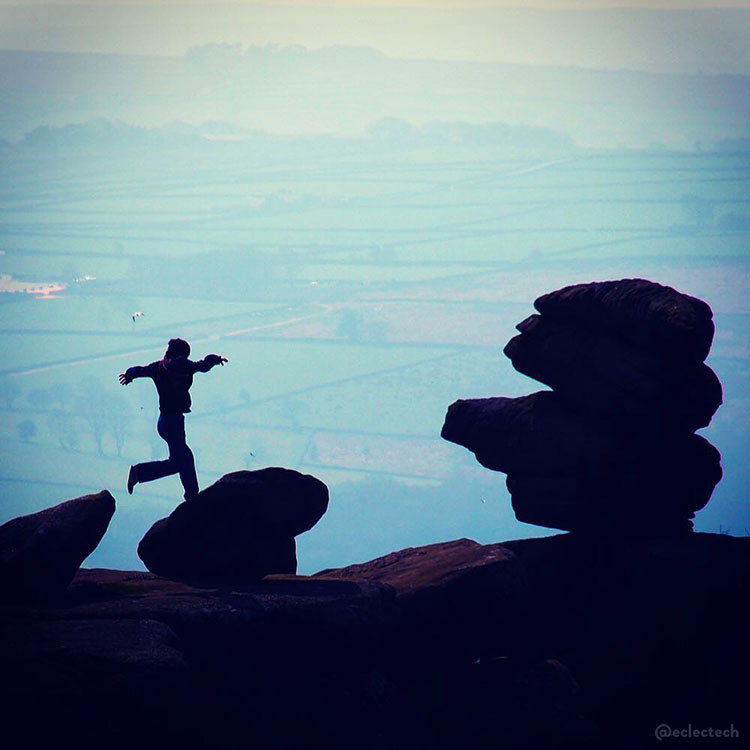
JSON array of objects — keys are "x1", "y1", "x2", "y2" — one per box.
[
  {"x1": 0, "y1": 295, "x2": 285, "y2": 334},
  {"x1": 4, "y1": 150, "x2": 747, "y2": 270},
  {"x1": 1, "y1": 143, "x2": 748, "y2": 564}
]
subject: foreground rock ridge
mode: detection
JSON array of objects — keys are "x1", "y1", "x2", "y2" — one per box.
[
  {"x1": 442, "y1": 278, "x2": 723, "y2": 533},
  {"x1": 2, "y1": 534, "x2": 747, "y2": 750}
]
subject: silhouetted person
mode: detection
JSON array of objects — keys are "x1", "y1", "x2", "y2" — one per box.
[{"x1": 119, "y1": 338, "x2": 228, "y2": 500}]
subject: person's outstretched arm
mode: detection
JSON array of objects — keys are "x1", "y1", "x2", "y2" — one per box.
[
  {"x1": 190, "y1": 354, "x2": 228, "y2": 374},
  {"x1": 119, "y1": 361, "x2": 159, "y2": 385}
]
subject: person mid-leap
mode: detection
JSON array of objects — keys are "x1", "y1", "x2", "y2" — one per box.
[{"x1": 119, "y1": 337, "x2": 227, "y2": 501}]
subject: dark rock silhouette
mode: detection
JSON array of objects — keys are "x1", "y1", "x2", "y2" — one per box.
[
  {"x1": 533, "y1": 278, "x2": 715, "y2": 362},
  {"x1": 138, "y1": 467, "x2": 329, "y2": 580},
  {"x1": 503, "y1": 313, "x2": 722, "y2": 433},
  {"x1": 443, "y1": 392, "x2": 722, "y2": 533},
  {"x1": 442, "y1": 279, "x2": 723, "y2": 533},
  {"x1": 500, "y1": 532, "x2": 750, "y2": 748},
  {"x1": 0, "y1": 490, "x2": 115, "y2": 602},
  {"x1": 0, "y1": 569, "x2": 402, "y2": 750},
  {"x1": 3, "y1": 532, "x2": 744, "y2": 749},
  {"x1": 1, "y1": 617, "x2": 193, "y2": 745}
]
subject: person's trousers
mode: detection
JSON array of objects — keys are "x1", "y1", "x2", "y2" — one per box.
[{"x1": 135, "y1": 413, "x2": 199, "y2": 500}]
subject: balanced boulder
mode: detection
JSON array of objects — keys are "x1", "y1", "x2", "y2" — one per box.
[
  {"x1": 442, "y1": 279, "x2": 723, "y2": 534},
  {"x1": 0, "y1": 490, "x2": 115, "y2": 602},
  {"x1": 138, "y1": 467, "x2": 329, "y2": 580}
]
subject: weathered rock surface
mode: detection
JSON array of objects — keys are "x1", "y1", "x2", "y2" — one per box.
[
  {"x1": 138, "y1": 467, "x2": 328, "y2": 580},
  {"x1": 503, "y1": 313, "x2": 722, "y2": 433},
  {"x1": 317, "y1": 538, "x2": 529, "y2": 663},
  {"x1": 318, "y1": 538, "x2": 524, "y2": 605},
  {"x1": 0, "y1": 490, "x2": 115, "y2": 602},
  {"x1": 533, "y1": 278, "x2": 715, "y2": 363}
]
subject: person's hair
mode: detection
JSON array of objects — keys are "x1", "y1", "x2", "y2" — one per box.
[{"x1": 165, "y1": 338, "x2": 190, "y2": 359}]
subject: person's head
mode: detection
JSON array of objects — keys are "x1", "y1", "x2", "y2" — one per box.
[{"x1": 165, "y1": 337, "x2": 190, "y2": 360}]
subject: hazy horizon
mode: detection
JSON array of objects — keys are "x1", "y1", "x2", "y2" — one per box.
[{"x1": 1, "y1": 4, "x2": 749, "y2": 73}]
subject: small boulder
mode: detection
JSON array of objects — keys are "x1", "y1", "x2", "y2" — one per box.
[
  {"x1": 0, "y1": 490, "x2": 115, "y2": 602},
  {"x1": 138, "y1": 467, "x2": 329, "y2": 580}
]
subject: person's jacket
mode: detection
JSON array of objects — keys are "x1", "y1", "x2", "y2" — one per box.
[{"x1": 125, "y1": 354, "x2": 223, "y2": 413}]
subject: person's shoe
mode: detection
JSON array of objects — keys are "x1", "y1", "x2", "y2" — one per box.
[{"x1": 127, "y1": 465, "x2": 138, "y2": 495}]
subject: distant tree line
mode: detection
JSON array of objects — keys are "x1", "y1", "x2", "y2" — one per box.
[{"x1": 5, "y1": 377, "x2": 133, "y2": 456}]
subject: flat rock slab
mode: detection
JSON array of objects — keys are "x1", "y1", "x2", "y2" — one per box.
[
  {"x1": 0, "y1": 490, "x2": 115, "y2": 602},
  {"x1": 138, "y1": 467, "x2": 329, "y2": 580},
  {"x1": 317, "y1": 539, "x2": 529, "y2": 662}
]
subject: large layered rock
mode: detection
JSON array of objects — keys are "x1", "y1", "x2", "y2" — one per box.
[
  {"x1": 0, "y1": 490, "x2": 115, "y2": 602},
  {"x1": 442, "y1": 279, "x2": 723, "y2": 533},
  {"x1": 138, "y1": 467, "x2": 328, "y2": 580}
]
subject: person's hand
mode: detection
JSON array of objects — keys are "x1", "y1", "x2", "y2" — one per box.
[
  {"x1": 219, "y1": 357, "x2": 228, "y2": 366},
  {"x1": 119, "y1": 373, "x2": 132, "y2": 386}
]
